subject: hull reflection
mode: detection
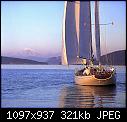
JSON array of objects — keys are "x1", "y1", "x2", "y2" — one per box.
[{"x1": 59, "y1": 85, "x2": 116, "y2": 108}]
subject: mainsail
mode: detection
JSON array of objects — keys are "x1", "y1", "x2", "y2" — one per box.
[
  {"x1": 79, "y1": 1, "x2": 92, "y2": 59},
  {"x1": 62, "y1": 1, "x2": 92, "y2": 65},
  {"x1": 95, "y1": 1, "x2": 101, "y2": 62},
  {"x1": 62, "y1": 1, "x2": 78, "y2": 65}
]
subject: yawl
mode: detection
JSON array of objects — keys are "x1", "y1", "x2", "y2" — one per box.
[{"x1": 62, "y1": 1, "x2": 116, "y2": 85}]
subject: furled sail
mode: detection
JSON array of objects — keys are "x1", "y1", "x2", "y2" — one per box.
[
  {"x1": 75, "y1": 1, "x2": 80, "y2": 45},
  {"x1": 62, "y1": 1, "x2": 78, "y2": 65},
  {"x1": 95, "y1": 1, "x2": 101, "y2": 62},
  {"x1": 79, "y1": 1, "x2": 92, "y2": 59}
]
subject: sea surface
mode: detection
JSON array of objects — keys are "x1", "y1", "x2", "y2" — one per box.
[{"x1": 1, "y1": 65, "x2": 126, "y2": 108}]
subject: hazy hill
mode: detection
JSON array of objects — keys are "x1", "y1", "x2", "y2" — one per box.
[
  {"x1": 47, "y1": 56, "x2": 61, "y2": 65},
  {"x1": 1, "y1": 56, "x2": 48, "y2": 65},
  {"x1": 100, "y1": 50, "x2": 125, "y2": 65}
]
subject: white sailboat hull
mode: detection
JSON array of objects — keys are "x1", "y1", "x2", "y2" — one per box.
[{"x1": 75, "y1": 73, "x2": 116, "y2": 86}]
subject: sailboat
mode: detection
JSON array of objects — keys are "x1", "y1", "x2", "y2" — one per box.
[{"x1": 62, "y1": 1, "x2": 116, "y2": 86}]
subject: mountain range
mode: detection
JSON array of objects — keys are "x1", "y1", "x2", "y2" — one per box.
[{"x1": 1, "y1": 56, "x2": 47, "y2": 65}]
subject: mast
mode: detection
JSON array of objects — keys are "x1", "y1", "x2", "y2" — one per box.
[
  {"x1": 95, "y1": 1, "x2": 101, "y2": 63},
  {"x1": 89, "y1": 2, "x2": 93, "y2": 60}
]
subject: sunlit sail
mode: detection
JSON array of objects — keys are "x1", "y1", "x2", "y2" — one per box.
[{"x1": 62, "y1": 1, "x2": 78, "y2": 65}]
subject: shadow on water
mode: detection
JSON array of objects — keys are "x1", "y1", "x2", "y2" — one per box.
[{"x1": 59, "y1": 85, "x2": 116, "y2": 108}]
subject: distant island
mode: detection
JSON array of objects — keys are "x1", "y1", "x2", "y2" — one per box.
[{"x1": 1, "y1": 50, "x2": 125, "y2": 65}]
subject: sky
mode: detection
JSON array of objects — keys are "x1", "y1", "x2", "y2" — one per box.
[{"x1": 1, "y1": 1, "x2": 126, "y2": 60}]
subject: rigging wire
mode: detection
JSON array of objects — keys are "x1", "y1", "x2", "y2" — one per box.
[
  {"x1": 104, "y1": 22, "x2": 114, "y2": 65},
  {"x1": 94, "y1": 22, "x2": 113, "y2": 65}
]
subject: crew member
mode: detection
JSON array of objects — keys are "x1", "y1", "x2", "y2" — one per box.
[{"x1": 83, "y1": 67, "x2": 90, "y2": 76}]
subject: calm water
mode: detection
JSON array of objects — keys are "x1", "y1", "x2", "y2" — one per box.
[{"x1": 1, "y1": 65, "x2": 126, "y2": 108}]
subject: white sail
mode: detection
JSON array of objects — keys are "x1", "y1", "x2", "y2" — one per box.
[
  {"x1": 62, "y1": 1, "x2": 78, "y2": 65},
  {"x1": 95, "y1": 1, "x2": 101, "y2": 62},
  {"x1": 79, "y1": 1, "x2": 92, "y2": 59}
]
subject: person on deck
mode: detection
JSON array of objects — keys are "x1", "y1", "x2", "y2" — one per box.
[{"x1": 83, "y1": 67, "x2": 90, "y2": 76}]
